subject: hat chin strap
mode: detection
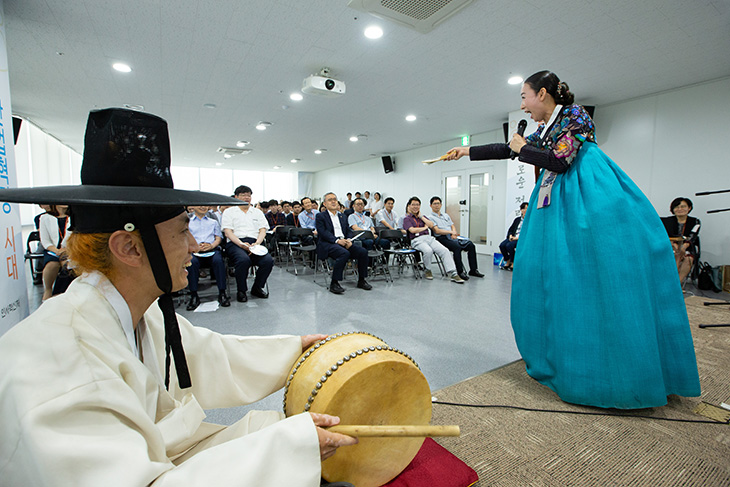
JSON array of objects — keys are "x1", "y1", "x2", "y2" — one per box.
[{"x1": 136, "y1": 217, "x2": 192, "y2": 390}]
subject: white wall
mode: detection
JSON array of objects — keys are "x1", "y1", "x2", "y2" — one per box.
[
  {"x1": 312, "y1": 128, "x2": 507, "y2": 252},
  {"x1": 313, "y1": 77, "x2": 730, "y2": 264},
  {"x1": 596, "y1": 77, "x2": 730, "y2": 265}
]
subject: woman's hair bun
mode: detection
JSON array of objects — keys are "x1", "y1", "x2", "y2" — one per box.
[{"x1": 555, "y1": 82, "x2": 575, "y2": 105}]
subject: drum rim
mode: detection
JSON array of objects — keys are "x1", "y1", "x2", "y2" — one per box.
[{"x1": 282, "y1": 331, "x2": 421, "y2": 414}]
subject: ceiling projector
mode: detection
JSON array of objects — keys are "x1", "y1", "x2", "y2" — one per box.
[{"x1": 302, "y1": 74, "x2": 346, "y2": 97}]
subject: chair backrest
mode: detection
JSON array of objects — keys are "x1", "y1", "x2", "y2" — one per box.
[
  {"x1": 275, "y1": 225, "x2": 294, "y2": 241},
  {"x1": 355, "y1": 230, "x2": 375, "y2": 241},
  {"x1": 378, "y1": 229, "x2": 409, "y2": 249},
  {"x1": 27, "y1": 230, "x2": 43, "y2": 253},
  {"x1": 288, "y1": 227, "x2": 314, "y2": 238}
]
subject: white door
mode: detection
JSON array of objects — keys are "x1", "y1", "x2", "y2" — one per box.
[{"x1": 441, "y1": 168, "x2": 494, "y2": 254}]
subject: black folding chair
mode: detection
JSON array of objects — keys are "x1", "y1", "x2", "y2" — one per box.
[
  {"x1": 24, "y1": 231, "x2": 44, "y2": 285},
  {"x1": 378, "y1": 229, "x2": 421, "y2": 279},
  {"x1": 287, "y1": 227, "x2": 317, "y2": 275}
]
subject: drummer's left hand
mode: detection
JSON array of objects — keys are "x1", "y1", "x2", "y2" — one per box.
[
  {"x1": 310, "y1": 412, "x2": 358, "y2": 461},
  {"x1": 509, "y1": 133, "x2": 527, "y2": 154},
  {"x1": 301, "y1": 334, "x2": 328, "y2": 351}
]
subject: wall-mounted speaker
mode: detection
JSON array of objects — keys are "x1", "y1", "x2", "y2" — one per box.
[{"x1": 382, "y1": 155, "x2": 394, "y2": 173}]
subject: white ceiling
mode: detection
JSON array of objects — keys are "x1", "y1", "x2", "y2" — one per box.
[{"x1": 5, "y1": 0, "x2": 730, "y2": 174}]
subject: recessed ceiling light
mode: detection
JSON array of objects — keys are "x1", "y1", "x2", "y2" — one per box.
[
  {"x1": 290, "y1": 158, "x2": 300, "y2": 163},
  {"x1": 405, "y1": 114, "x2": 417, "y2": 122},
  {"x1": 256, "y1": 121, "x2": 272, "y2": 130},
  {"x1": 349, "y1": 136, "x2": 358, "y2": 142},
  {"x1": 314, "y1": 149, "x2": 327, "y2": 155},
  {"x1": 113, "y1": 62, "x2": 131, "y2": 73},
  {"x1": 364, "y1": 25, "x2": 383, "y2": 39},
  {"x1": 223, "y1": 153, "x2": 233, "y2": 159},
  {"x1": 508, "y1": 75, "x2": 523, "y2": 85},
  {"x1": 203, "y1": 103, "x2": 217, "y2": 109},
  {"x1": 273, "y1": 165, "x2": 281, "y2": 170},
  {"x1": 215, "y1": 162, "x2": 224, "y2": 166},
  {"x1": 290, "y1": 93, "x2": 303, "y2": 101},
  {"x1": 236, "y1": 140, "x2": 249, "y2": 148}
]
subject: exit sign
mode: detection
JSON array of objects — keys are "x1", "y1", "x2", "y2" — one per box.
[{"x1": 461, "y1": 135, "x2": 469, "y2": 146}]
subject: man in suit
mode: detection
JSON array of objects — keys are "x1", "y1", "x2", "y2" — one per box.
[{"x1": 315, "y1": 192, "x2": 372, "y2": 295}]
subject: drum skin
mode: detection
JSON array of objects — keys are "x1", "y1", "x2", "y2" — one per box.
[{"x1": 283, "y1": 332, "x2": 432, "y2": 487}]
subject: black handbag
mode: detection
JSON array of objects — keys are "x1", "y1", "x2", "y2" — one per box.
[{"x1": 697, "y1": 261, "x2": 721, "y2": 292}]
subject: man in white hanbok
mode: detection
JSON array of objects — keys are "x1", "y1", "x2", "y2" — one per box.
[{"x1": 0, "y1": 108, "x2": 356, "y2": 486}]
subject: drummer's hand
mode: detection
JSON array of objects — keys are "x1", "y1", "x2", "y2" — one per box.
[
  {"x1": 446, "y1": 147, "x2": 468, "y2": 160},
  {"x1": 310, "y1": 413, "x2": 358, "y2": 461},
  {"x1": 509, "y1": 134, "x2": 527, "y2": 154},
  {"x1": 301, "y1": 334, "x2": 328, "y2": 351}
]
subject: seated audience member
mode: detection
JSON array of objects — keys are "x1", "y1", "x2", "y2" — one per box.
[
  {"x1": 287, "y1": 200, "x2": 302, "y2": 227},
  {"x1": 403, "y1": 197, "x2": 464, "y2": 283},
  {"x1": 377, "y1": 197, "x2": 403, "y2": 232},
  {"x1": 222, "y1": 185, "x2": 274, "y2": 302},
  {"x1": 298, "y1": 197, "x2": 319, "y2": 235},
  {"x1": 281, "y1": 201, "x2": 292, "y2": 219},
  {"x1": 39, "y1": 204, "x2": 72, "y2": 301},
  {"x1": 34, "y1": 203, "x2": 50, "y2": 230},
  {"x1": 499, "y1": 202, "x2": 528, "y2": 270},
  {"x1": 661, "y1": 197, "x2": 701, "y2": 283},
  {"x1": 345, "y1": 192, "x2": 353, "y2": 209},
  {"x1": 186, "y1": 206, "x2": 230, "y2": 310},
  {"x1": 315, "y1": 192, "x2": 372, "y2": 295},
  {"x1": 266, "y1": 199, "x2": 287, "y2": 228},
  {"x1": 0, "y1": 108, "x2": 357, "y2": 486},
  {"x1": 363, "y1": 191, "x2": 372, "y2": 213},
  {"x1": 370, "y1": 192, "x2": 384, "y2": 221},
  {"x1": 347, "y1": 198, "x2": 390, "y2": 251},
  {"x1": 428, "y1": 196, "x2": 483, "y2": 280}
]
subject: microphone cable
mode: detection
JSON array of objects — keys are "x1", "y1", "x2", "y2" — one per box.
[{"x1": 432, "y1": 400, "x2": 729, "y2": 425}]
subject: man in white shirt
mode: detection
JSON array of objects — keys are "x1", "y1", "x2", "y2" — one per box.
[
  {"x1": 222, "y1": 185, "x2": 274, "y2": 302},
  {"x1": 428, "y1": 196, "x2": 484, "y2": 280}
]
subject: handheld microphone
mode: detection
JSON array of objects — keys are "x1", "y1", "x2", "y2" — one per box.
[{"x1": 510, "y1": 119, "x2": 528, "y2": 160}]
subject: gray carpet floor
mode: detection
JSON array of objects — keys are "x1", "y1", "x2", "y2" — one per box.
[{"x1": 431, "y1": 296, "x2": 730, "y2": 487}]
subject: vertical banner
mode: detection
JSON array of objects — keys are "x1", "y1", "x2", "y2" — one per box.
[
  {"x1": 505, "y1": 109, "x2": 540, "y2": 224},
  {"x1": 0, "y1": 0, "x2": 30, "y2": 336}
]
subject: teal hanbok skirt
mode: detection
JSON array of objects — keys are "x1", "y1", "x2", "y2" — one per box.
[{"x1": 511, "y1": 142, "x2": 701, "y2": 409}]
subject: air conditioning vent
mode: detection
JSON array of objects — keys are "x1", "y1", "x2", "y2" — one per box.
[{"x1": 348, "y1": 0, "x2": 474, "y2": 33}]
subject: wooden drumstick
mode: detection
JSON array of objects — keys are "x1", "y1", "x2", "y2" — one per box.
[{"x1": 327, "y1": 425, "x2": 460, "y2": 437}]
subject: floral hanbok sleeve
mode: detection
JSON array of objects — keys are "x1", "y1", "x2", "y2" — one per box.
[{"x1": 519, "y1": 105, "x2": 595, "y2": 173}]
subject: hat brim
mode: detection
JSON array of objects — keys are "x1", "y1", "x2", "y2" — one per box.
[{"x1": 0, "y1": 185, "x2": 244, "y2": 206}]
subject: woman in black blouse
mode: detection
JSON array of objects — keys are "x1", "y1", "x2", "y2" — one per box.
[{"x1": 661, "y1": 197, "x2": 700, "y2": 282}]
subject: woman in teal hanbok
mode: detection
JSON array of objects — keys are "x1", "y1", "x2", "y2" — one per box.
[{"x1": 449, "y1": 71, "x2": 700, "y2": 409}]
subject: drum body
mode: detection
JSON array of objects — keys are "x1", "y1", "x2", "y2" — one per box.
[{"x1": 284, "y1": 332, "x2": 432, "y2": 487}]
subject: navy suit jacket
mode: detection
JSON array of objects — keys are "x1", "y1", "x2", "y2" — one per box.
[{"x1": 315, "y1": 211, "x2": 354, "y2": 258}]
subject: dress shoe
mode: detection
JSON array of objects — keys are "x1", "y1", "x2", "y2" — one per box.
[
  {"x1": 329, "y1": 281, "x2": 345, "y2": 294},
  {"x1": 236, "y1": 290, "x2": 247, "y2": 303},
  {"x1": 251, "y1": 287, "x2": 269, "y2": 299},
  {"x1": 458, "y1": 272, "x2": 470, "y2": 281},
  {"x1": 357, "y1": 279, "x2": 372, "y2": 290},
  {"x1": 218, "y1": 291, "x2": 231, "y2": 307},
  {"x1": 469, "y1": 269, "x2": 485, "y2": 278},
  {"x1": 186, "y1": 293, "x2": 200, "y2": 311}
]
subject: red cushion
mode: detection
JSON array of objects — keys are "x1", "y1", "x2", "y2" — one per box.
[{"x1": 382, "y1": 438, "x2": 478, "y2": 487}]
